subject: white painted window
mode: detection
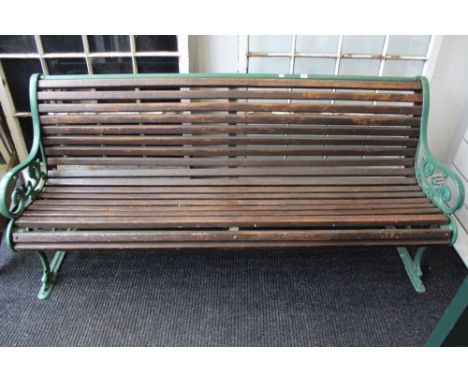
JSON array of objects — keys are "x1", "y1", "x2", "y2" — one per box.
[
  {"x1": 239, "y1": 35, "x2": 440, "y2": 77},
  {"x1": 0, "y1": 35, "x2": 189, "y2": 161}
]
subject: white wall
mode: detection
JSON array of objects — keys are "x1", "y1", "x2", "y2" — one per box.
[
  {"x1": 189, "y1": 35, "x2": 239, "y2": 73},
  {"x1": 427, "y1": 36, "x2": 468, "y2": 163}
]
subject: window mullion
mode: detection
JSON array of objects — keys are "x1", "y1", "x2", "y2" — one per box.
[
  {"x1": 378, "y1": 35, "x2": 390, "y2": 76},
  {"x1": 130, "y1": 35, "x2": 138, "y2": 74},
  {"x1": 333, "y1": 35, "x2": 344, "y2": 75},
  {"x1": 82, "y1": 35, "x2": 93, "y2": 74},
  {"x1": 289, "y1": 35, "x2": 297, "y2": 74},
  {"x1": 34, "y1": 35, "x2": 48, "y2": 75}
]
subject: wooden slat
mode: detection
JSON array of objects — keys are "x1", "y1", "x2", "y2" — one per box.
[
  {"x1": 43, "y1": 135, "x2": 419, "y2": 147},
  {"x1": 44, "y1": 177, "x2": 417, "y2": 187},
  {"x1": 26, "y1": 203, "x2": 434, "y2": 213},
  {"x1": 37, "y1": 191, "x2": 424, "y2": 200},
  {"x1": 40, "y1": 113, "x2": 421, "y2": 126},
  {"x1": 38, "y1": 101, "x2": 422, "y2": 115},
  {"x1": 15, "y1": 213, "x2": 449, "y2": 229},
  {"x1": 13, "y1": 239, "x2": 450, "y2": 251},
  {"x1": 46, "y1": 157, "x2": 416, "y2": 167},
  {"x1": 42, "y1": 125, "x2": 421, "y2": 137},
  {"x1": 38, "y1": 77, "x2": 422, "y2": 90},
  {"x1": 37, "y1": 89, "x2": 423, "y2": 103},
  {"x1": 14, "y1": 228, "x2": 448, "y2": 244},
  {"x1": 22, "y1": 207, "x2": 440, "y2": 218},
  {"x1": 29, "y1": 197, "x2": 432, "y2": 207},
  {"x1": 24, "y1": 203, "x2": 437, "y2": 213},
  {"x1": 46, "y1": 167, "x2": 416, "y2": 178},
  {"x1": 42, "y1": 185, "x2": 422, "y2": 194},
  {"x1": 44, "y1": 146, "x2": 416, "y2": 157}
]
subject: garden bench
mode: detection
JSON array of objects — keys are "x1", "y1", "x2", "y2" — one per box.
[{"x1": 0, "y1": 73, "x2": 464, "y2": 299}]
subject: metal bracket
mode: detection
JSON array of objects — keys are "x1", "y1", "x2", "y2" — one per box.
[
  {"x1": 36, "y1": 250, "x2": 67, "y2": 300},
  {"x1": 396, "y1": 246, "x2": 427, "y2": 293}
]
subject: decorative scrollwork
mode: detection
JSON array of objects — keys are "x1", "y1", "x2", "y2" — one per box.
[
  {"x1": 0, "y1": 155, "x2": 47, "y2": 219},
  {"x1": 416, "y1": 156, "x2": 461, "y2": 214},
  {"x1": 0, "y1": 73, "x2": 49, "y2": 252}
]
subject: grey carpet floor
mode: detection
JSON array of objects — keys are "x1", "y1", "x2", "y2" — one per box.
[{"x1": 0, "y1": 236, "x2": 466, "y2": 346}]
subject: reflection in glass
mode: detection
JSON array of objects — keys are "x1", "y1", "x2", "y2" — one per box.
[
  {"x1": 88, "y1": 35, "x2": 130, "y2": 52},
  {"x1": 135, "y1": 36, "x2": 178, "y2": 52},
  {"x1": 383, "y1": 60, "x2": 425, "y2": 76},
  {"x1": 0, "y1": 35, "x2": 37, "y2": 53},
  {"x1": 92, "y1": 57, "x2": 133, "y2": 74},
  {"x1": 296, "y1": 36, "x2": 339, "y2": 54},
  {"x1": 42, "y1": 35, "x2": 84, "y2": 53},
  {"x1": 249, "y1": 57, "x2": 290, "y2": 73},
  {"x1": 342, "y1": 36, "x2": 385, "y2": 55},
  {"x1": 387, "y1": 36, "x2": 431, "y2": 56},
  {"x1": 249, "y1": 36, "x2": 292, "y2": 53},
  {"x1": 294, "y1": 58, "x2": 336, "y2": 75},
  {"x1": 339, "y1": 59, "x2": 381, "y2": 75},
  {"x1": 47, "y1": 58, "x2": 88, "y2": 74},
  {"x1": 137, "y1": 57, "x2": 179, "y2": 73}
]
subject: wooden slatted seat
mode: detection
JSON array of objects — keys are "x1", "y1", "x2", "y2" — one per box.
[{"x1": 0, "y1": 73, "x2": 464, "y2": 298}]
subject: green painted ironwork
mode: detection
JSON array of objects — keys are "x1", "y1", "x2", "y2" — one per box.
[
  {"x1": 415, "y1": 76, "x2": 465, "y2": 244},
  {"x1": 36, "y1": 251, "x2": 67, "y2": 300},
  {"x1": 0, "y1": 73, "x2": 47, "y2": 226},
  {"x1": 396, "y1": 246, "x2": 427, "y2": 293}
]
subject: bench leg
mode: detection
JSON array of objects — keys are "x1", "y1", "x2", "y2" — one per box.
[
  {"x1": 396, "y1": 247, "x2": 427, "y2": 293},
  {"x1": 36, "y1": 251, "x2": 67, "y2": 300}
]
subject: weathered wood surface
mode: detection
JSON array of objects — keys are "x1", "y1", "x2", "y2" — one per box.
[{"x1": 14, "y1": 76, "x2": 450, "y2": 251}]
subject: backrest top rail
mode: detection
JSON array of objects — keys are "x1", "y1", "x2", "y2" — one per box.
[{"x1": 39, "y1": 73, "x2": 423, "y2": 82}]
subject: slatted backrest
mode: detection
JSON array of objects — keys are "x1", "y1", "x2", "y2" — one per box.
[{"x1": 35, "y1": 75, "x2": 423, "y2": 182}]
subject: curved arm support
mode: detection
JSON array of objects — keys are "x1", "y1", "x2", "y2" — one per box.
[
  {"x1": 0, "y1": 73, "x2": 47, "y2": 220},
  {"x1": 415, "y1": 76, "x2": 465, "y2": 215}
]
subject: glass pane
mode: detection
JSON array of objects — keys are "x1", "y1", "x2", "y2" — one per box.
[
  {"x1": 249, "y1": 35, "x2": 292, "y2": 53},
  {"x1": 339, "y1": 59, "x2": 381, "y2": 75},
  {"x1": 41, "y1": 35, "x2": 84, "y2": 53},
  {"x1": 47, "y1": 58, "x2": 88, "y2": 74},
  {"x1": 383, "y1": 60, "x2": 425, "y2": 76},
  {"x1": 296, "y1": 36, "x2": 339, "y2": 53},
  {"x1": 135, "y1": 35, "x2": 178, "y2": 51},
  {"x1": 248, "y1": 57, "x2": 290, "y2": 73},
  {"x1": 92, "y1": 57, "x2": 133, "y2": 74},
  {"x1": 88, "y1": 35, "x2": 130, "y2": 52},
  {"x1": 1, "y1": 59, "x2": 42, "y2": 111},
  {"x1": 342, "y1": 36, "x2": 385, "y2": 54},
  {"x1": 137, "y1": 57, "x2": 179, "y2": 73},
  {"x1": 0, "y1": 35, "x2": 37, "y2": 53},
  {"x1": 387, "y1": 36, "x2": 431, "y2": 56},
  {"x1": 294, "y1": 58, "x2": 336, "y2": 74}
]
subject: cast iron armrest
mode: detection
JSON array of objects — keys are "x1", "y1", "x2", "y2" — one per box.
[
  {"x1": 0, "y1": 73, "x2": 47, "y2": 220},
  {"x1": 415, "y1": 76, "x2": 465, "y2": 217}
]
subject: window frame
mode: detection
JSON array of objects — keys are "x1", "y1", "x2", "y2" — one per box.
[
  {"x1": 238, "y1": 35, "x2": 442, "y2": 78},
  {"x1": 0, "y1": 35, "x2": 189, "y2": 161}
]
